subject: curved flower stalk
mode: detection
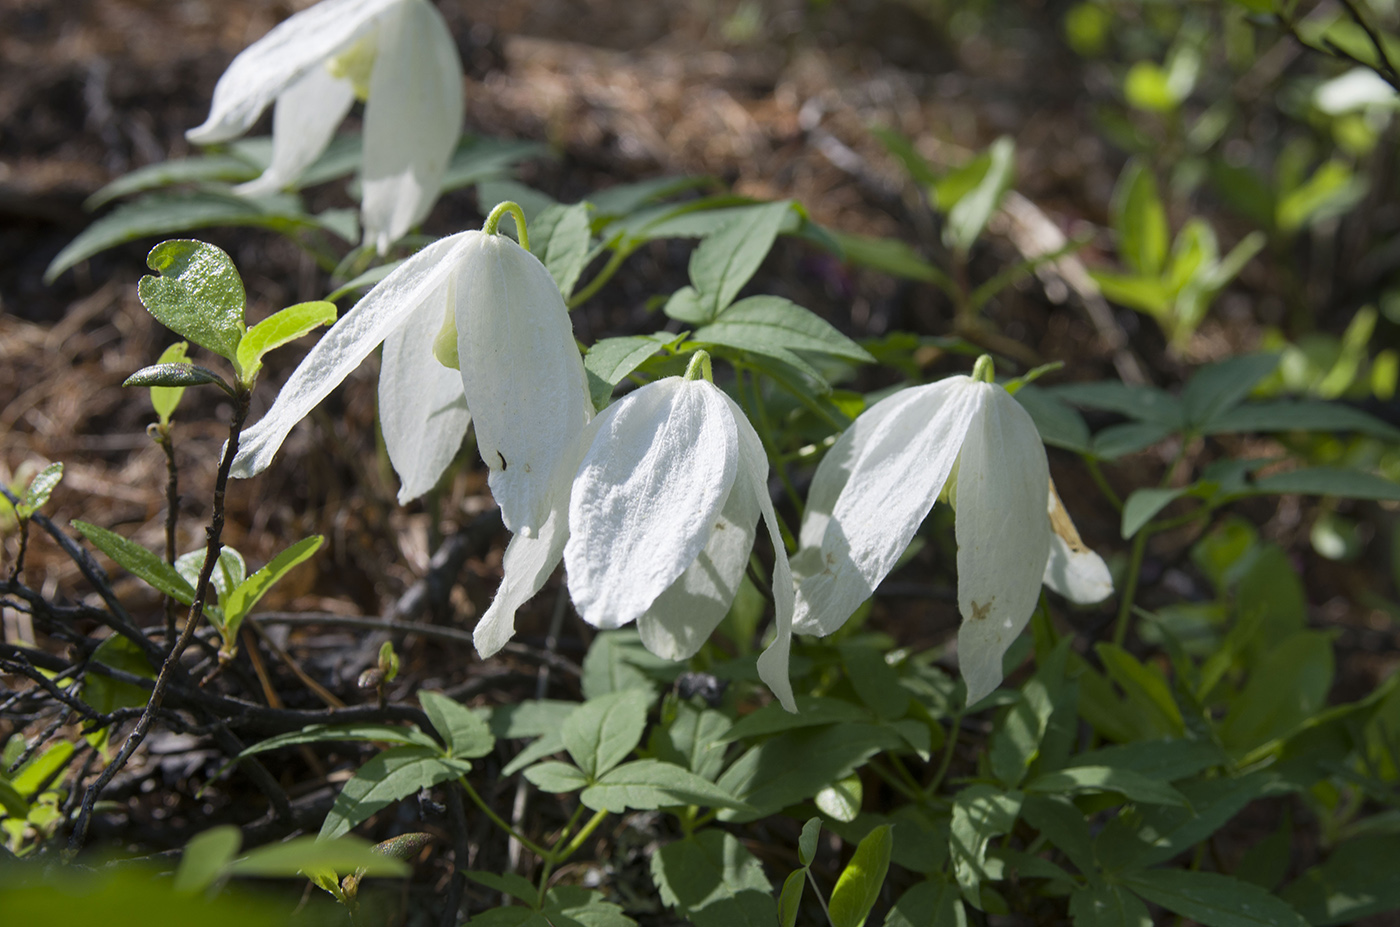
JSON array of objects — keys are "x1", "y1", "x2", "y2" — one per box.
[
  {"x1": 791, "y1": 357, "x2": 1111, "y2": 704},
  {"x1": 473, "y1": 355, "x2": 796, "y2": 712},
  {"x1": 231, "y1": 209, "x2": 592, "y2": 533},
  {"x1": 188, "y1": 0, "x2": 464, "y2": 253}
]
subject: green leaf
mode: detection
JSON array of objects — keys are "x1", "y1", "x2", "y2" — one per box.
[
  {"x1": 229, "y1": 835, "x2": 410, "y2": 879},
  {"x1": 815, "y1": 773, "x2": 864, "y2": 823},
  {"x1": 583, "y1": 335, "x2": 672, "y2": 410},
  {"x1": 486, "y1": 699, "x2": 580, "y2": 739},
  {"x1": 581, "y1": 758, "x2": 755, "y2": 813},
  {"x1": 237, "y1": 723, "x2": 440, "y2": 758},
  {"x1": 1204, "y1": 400, "x2": 1400, "y2": 441},
  {"x1": 17, "y1": 462, "x2": 64, "y2": 520},
  {"x1": 0, "y1": 779, "x2": 28, "y2": 818},
  {"x1": 1089, "y1": 271, "x2": 1173, "y2": 317},
  {"x1": 136, "y1": 240, "x2": 246, "y2": 364},
  {"x1": 720, "y1": 695, "x2": 871, "y2": 743},
  {"x1": 1092, "y1": 421, "x2": 1176, "y2": 460},
  {"x1": 682, "y1": 200, "x2": 794, "y2": 322},
  {"x1": 716, "y1": 723, "x2": 897, "y2": 822},
  {"x1": 1069, "y1": 739, "x2": 1224, "y2": 783},
  {"x1": 124, "y1": 362, "x2": 231, "y2": 393},
  {"x1": 1096, "y1": 643, "x2": 1185, "y2": 737},
  {"x1": 148, "y1": 343, "x2": 190, "y2": 423},
  {"x1": 1121, "y1": 868, "x2": 1308, "y2": 927},
  {"x1": 86, "y1": 154, "x2": 263, "y2": 209},
  {"x1": 693, "y1": 296, "x2": 873, "y2": 372},
  {"x1": 438, "y1": 136, "x2": 550, "y2": 194},
  {"x1": 1280, "y1": 834, "x2": 1400, "y2": 925},
  {"x1": 9, "y1": 740, "x2": 75, "y2": 798},
  {"x1": 989, "y1": 642, "x2": 1069, "y2": 789},
  {"x1": 1251, "y1": 466, "x2": 1400, "y2": 502},
  {"x1": 1024, "y1": 766, "x2": 1188, "y2": 806},
  {"x1": 1014, "y1": 385, "x2": 1092, "y2": 454},
  {"x1": 799, "y1": 817, "x2": 821, "y2": 866},
  {"x1": 1021, "y1": 794, "x2": 1097, "y2": 876},
  {"x1": 651, "y1": 702, "x2": 731, "y2": 781},
  {"x1": 175, "y1": 546, "x2": 245, "y2": 610},
  {"x1": 221, "y1": 535, "x2": 323, "y2": 633},
  {"x1": 418, "y1": 691, "x2": 495, "y2": 759},
  {"x1": 326, "y1": 260, "x2": 401, "y2": 303},
  {"x1": 235, "y1": 300, "x2": 336, "y2": 382},
  {"x1": 173, "y1": 826, "x2": 242, "y2": 893},
  {"x1": 73, "y1": 520, "x2": 196, "y2": 604},
  {"x1": 650, "y1": 830, "x2": 775, "y2": 927},
  {"x1": 1113, "y1": 161, "x2": 1167, "y2": 278},
  {"x1": 1069, "y1": 882, "x2": 1152, "y2": 927},
  {"x1": 950, "y1": 785, "x2": 1023, "y2": 906},
  {"x1": 826, "y1": 230, "x2": 952, "y2": 288},
  {"x1": 943, "y1": 137, "x2": 1016, "y2": 255},
  {"x1": 872, "y1": 125, "x2": 940, "y2": 188},
  {"x1": 523, "y1": 761, "x2": 590, "y2": 794},
  {"x1": 1052, "y1": 381, "x2": 1182, "y2": 426},
  {"x1": 777, "y1": 870, "x2": 806, "y2": 927},
  {"x1": 1124, "y1": 61, "x2": 1180, "y2": 113},
  {"x1": 1277, "y1": 160, "x2": 1364, "y2": 233},
  {"x1": 501, "y1": 732, "x2": 565, "y2": 777},
  {"x1": 589, "y1": 175, "x2": 714, "y2": 218},
  {"x1": 319, "y1": 746, "x2": 472, "y2": 840},
  {"x1": 532, "y1": 201, "x2": 593, "y2": 299},
  {"x1": 841, "y1": 642, "x2": 912, "y2": 720},
  {"x1": 829, "y1": 824, "x2": 893, "y2": 927},
  {"x1": 884, "y1": 879, "x2": 967, "y2": 927},
  {"x1": 1218, "y1": 631, "x2": 1334, "y2": 755},
  {"x1": 1120, "y1": 488, "x2": 1186, "y2": 539},
  {"x1": 1181, "y1": 354, "x2": 1280, "y2": 429},
  {"x1": 80, "y1": 635, "x2": 156, "y2": 723},
  {"x1": 580, "y1": 629, "x2": 676, "y2": 698},
  {"x1": 563, "y1": 688, "x2": 652, "y2": 780},
  {"x1": 464, "y1": 870, "x2": 542, "y2": 907}
]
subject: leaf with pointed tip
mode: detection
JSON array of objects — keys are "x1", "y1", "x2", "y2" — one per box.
[
  {"x1": 235, "y1": 300, "x2": 336, "y2": 382},
  {"x1": 124, "y1": 362, "x2": 232, "y2": 394},
  {"x1": 221, "y1": 536, "x2": 323, "y2": 635},
  {"x1": 17, "y1": 462, "x2": 64, "y2": 520},
  {"x1": 136, "y1": 240, "x2": 247, "y2": 364},
  {"x1": 149, "y1": 342, "x2": 191, "y2": 422},
  {"x1": 72, "y1": 519, "x2": 195, "y2": 604}
]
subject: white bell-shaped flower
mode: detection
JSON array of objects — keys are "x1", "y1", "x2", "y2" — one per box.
[
  {"x1": 187, "y1": 0, "x2": 464, "y2": 253},
  {"x1": 231, "y1": 211, "x2": 592, "y2": 535},
  {"x1": 472, "y1": 356, "x2": 796, "y2": 712},
  {"x1": 792, "y1": 358, "x2": 1110, "y2": 705}
]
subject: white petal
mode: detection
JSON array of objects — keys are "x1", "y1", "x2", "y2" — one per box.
[
  {"x1": 1042, "y1": 479, "x2": 1113, "y2": 604},
  {"x1": 359, "y1": 0, "x2": 464, "y2": 251},
  {"x1": 793, "y1": 378, "x2": 980, "y2": 636},
  {"x1": 472, "y1": 447, "x2": 580, "y2": 658},
  {"x1": 637, "y1": 449, "x2": 758, "y2": 661},
  {"x1": 720, "y1": 393, "x2": 798, "y2": 713},
  {"x1": 232, "y1": 232, "x2": 474, "y2": 479},
  {"x1": 379, "y1": 287, "x2": 471, "y2": 503},
  {"x1": 566, "y1": 379, "x2": 737, "y2": 630},
  {"x1": 955, "y1": 384, "x2": 1051, "y2": 705},
  {"x1": 187, "y1": 0, "x2": 401, "y2": 145},
  {"x1": 455, "y1": 234, "x2": 593, "y2": 534},
  {"x1": 235, "y1": 66, "x2": 355, "y2": 196}
]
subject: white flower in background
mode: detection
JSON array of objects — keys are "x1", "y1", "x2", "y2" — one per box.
[
  {"x1": 791, "y1": 357, "x2": 1111, "y2": 705},
  {"x1": 187, "y1": 0, "x2": 464, "y2": 253},
  {"x1": 473, "y1": 354, "x2": 796, "y2": 712},
  {"x1": 231, "y1": 208, "x2": 592, "y2": 535}
]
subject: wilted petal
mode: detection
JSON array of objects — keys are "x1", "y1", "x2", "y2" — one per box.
[
  {"x1": 566, "y1": 379, "x2": 737, "y2": 630},
  {"x1": 455, "y1": 234, "x2": 592, "y2": 535},
  {"x1": 720, "y1": 394, "x2": 798, "y2": 713},
  {"x1": 236, "y1": 66, "x2": 355, "y2": 196},
  {"x1": 793, "y1": 378, "x2": 979, "y2": 636},
  {"x1": 232, "y1": 232, "x2": 474, "y2": 479},
  {"x1": 955, "y1": 384, "x2": 1051, "y2": 705},
  {"x1": 360, "y1": 0, "x2": 464, "y2": 251},
  {"x1": 1042, "y1": 479, "x2": 1113, "y2": 604},
  {"x1": 379, "y1": 283, "x2": 471, "y2": 503},
  {"x1": 187, "y1": 0, "x2": 400, "y2": 145}
]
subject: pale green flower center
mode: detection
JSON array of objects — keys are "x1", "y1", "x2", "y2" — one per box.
[{"x1": 325, "y1": 33, "x2": 378, "y2": 102}]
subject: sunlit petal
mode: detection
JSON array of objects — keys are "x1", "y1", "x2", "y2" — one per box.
[
  {"x1": 793, "y1": 378, "x2": 979, "y2": 636},
  {"x1": 454, "y1": 234, "x2": 592, "y2": 534},
  {"x1": 236, "y1": 66, "x2": 355, "y2": 196},
  {"x1": 232, "y1": 231, "x2": 473, "y2": 479},
  {"x1": 360, "y1": 0, "x2": 464, "y2": 251},
  {"x1": 378, "y1": 281, "x2": 471, "y2": 503},
  {"x1": 955, "y1": 384, "x2": 1051, "y2": 705},
  {"x1": 1042, "y1": 479, "x2": 1113, "y2": 604},
  {"x1": 187, "y1": 0, "x2": 399, "y2": 144},
  {"x1": 566, "y1": 379, "x2": 738, "y2": 630}
]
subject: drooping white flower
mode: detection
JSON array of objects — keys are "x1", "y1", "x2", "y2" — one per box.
[
  {"x1": 188, "y1": 0, "x2": 464, "y2": 253},
  {"x1": 792, "y1": 360, "x2": 1110, "y2": 705},
  {"x1": 230, "y1": 217, "x2": 592, "y2": 535},
  {"x1": 472, "y1": 357, "x2": 796, "y2": 712}
]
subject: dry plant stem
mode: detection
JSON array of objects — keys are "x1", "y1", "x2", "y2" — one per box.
[{"x1": 69, "y1": 386, "x2": 251, "y2": 852}]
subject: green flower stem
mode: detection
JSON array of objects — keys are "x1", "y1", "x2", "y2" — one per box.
[
  {"x1": 484, "y1": 201, "x2": 530, "y2": 252},
  {"x1": 1084, "y1": 456, "x2": 1122, "y2": 512},
  {"x1": 550, "y1": 808, "x2": 610, "y2": 864},
  {"x1": 972, "y1": 354, "x2": 995, "y2": 384},
  {"x1": 926, "y1": 709, "x2": 964, "y2": 797},
  {"x1": 567, "y1": 242, "x2": 634, "y2": 309},
  {"x1": 457, "y1": 776, "x2": 551, "y2": 859},
  {"x1": 684, "y1": 350, "x2": 714, "y2": 383},
  {"x1": 1112, "y1": 528, "x2": 1150, "y2": 648}
]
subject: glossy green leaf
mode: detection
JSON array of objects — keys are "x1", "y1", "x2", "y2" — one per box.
[
  {"x1": 174, "y1": 547, "x2": 245, "y2": 613},
  {"x1": 650, "y1": 830, "x2": 775, "y2": 927},
  {"x1": 1121, "y1": 868, "x2": 1308, "y2": 927},
  {"x1": 173, "y1": 826, "x2": 242, "y2": 894},
  {"x1": 581, "y1": 758, "x2": 754, "y2": 813},
  {"x1": 319, "y1": 746, "x2": 471, "y2": 840},
  {"x1": 0, "y1": 779, "x2": 27, "y2": 818},
  {"x1": 136, "y1": 240, "x2": 246, "y2": 363},
  {"x1": 651, "y1": 702, "x2": 731, "y2": 781},
  {"x1": 72, "y1": 520, "x2": 196, "y2": 604},
  {"x1": 1090, "y1": 271, "x2": 1173, "y2": 316},
  {"x1": 17, "y1": 462, "x2": 63, "y2": 520},
  {"x1": 221, "y1": 535, "x2": 323, "y2": 632},
  {"x1": 829, "y1": 824, "x2": 893, "y2": 927},
  {"x1": 418, "y1": 691, "x2": 495, "y2": 759},
  {"x1": 563, "y1": 688, "x2": 652, "y2": 779},
  {"x1": 124, "y1": 362, "x2": 231, "y2": 394},
  {"x1": 235, "y1": 300, "x2": 336, "y2": 382},
  {"x1": 148, "y1": 342, "x2": 190, "y2": 422},
  {"x1": 1277, "y1": 160, "x2": 1364, "y2": 233}
]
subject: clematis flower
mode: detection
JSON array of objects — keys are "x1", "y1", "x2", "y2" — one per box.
[
  {"x1": 791, "y1": 357, "x2": 1111, "y2": 705},
  {"x1": 230, "y1": 207, "x2": 592, "y2": 535},
  {"x1": 472, "y1": 354, "x2": 796, "y2": 712},
  {"x1": 188, "y1": 0, "x2": 464, "y2": 253}
]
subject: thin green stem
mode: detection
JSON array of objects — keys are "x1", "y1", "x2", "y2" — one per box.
[
  {"x1": 1084, "y1": 456, "x2": 1122, "y2": 511},
  {"x1": 484, "y1": 201, "x2": 530, "y2": 252},
  {"x1": 567, "y1": 244, "x2": 633, "y2": 309},
  {"x1": 1112, "y1": 528, "x2": 1150, "y2": 648},
  {"x1": 868, "y1": 758, "x2": 923, "y2": 804},
  {"x1": 551, "y1": 809, "x2": 609, "y2": 864},
  {"x1": 458, "y1": 776, "x2": 551, "y2": 859},
  {"x1": 926, "y1": 713, "x2": 963, "y2": 796}
]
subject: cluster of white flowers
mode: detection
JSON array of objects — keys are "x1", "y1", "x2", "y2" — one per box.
[{"x1": 211, "y1": 1, "x2": 1111, "y2": 709}]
